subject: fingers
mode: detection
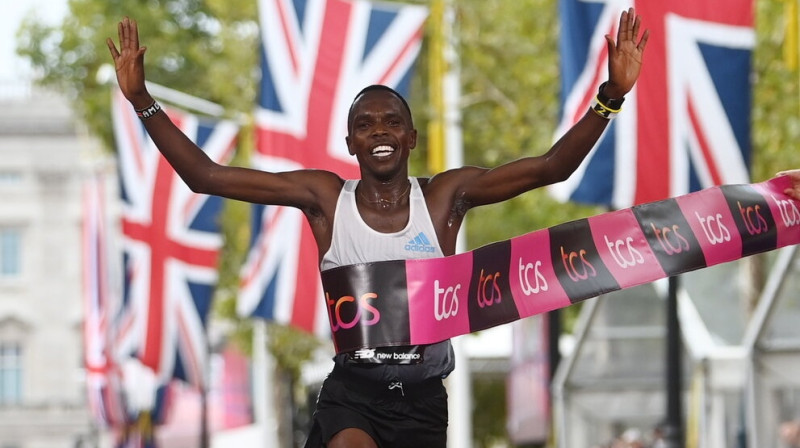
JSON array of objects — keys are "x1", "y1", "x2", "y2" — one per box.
[
  {"x1": 627, "y1": 7, "x2": 635, "y2": 41},
  {"x1": 117, "y1": 17, "x2": 140, "y2": 51},
  {"x1": 111, "y1": 17, "x2": 146, "y2": 58},
  {"x1": 784, "y1": 188, "x2": 800, "y2": 201},
  {"x1": 632, "y1": 11, "x2": 641, "y2": 41},
  {"x1": 779, "y1": 170, "x2": 800, "y2": 200},
  {"x1": 106, "y1": 37, "x2": 120, "y2": 59},
  {"x1": 617, "y1": 8, "x2": 648, "y2": 42},
  {"x1": 618, "y1": 8, "x2": 635, "y2": 42},
  {"x1": 131, "y1": 18, "x2": 140, "y2": 50},
  {"x1": 613, "y1": 8, "x2": 649, "y2": 54},
  {"x1": 616, "y1": 9, "x2": 627, "y2": 43},
  {"x1": 777, "y1": 169, "x2": 800, "y2": 177},
  {"x1": 605, "y1": 34, "x2": 615, "y2": 58},
  {"x1": 120, "y1": 18, "x2": 128, "y2": 50},
  {"x1": 638, "y1": 29, "x2": 650, "y2": 51}
]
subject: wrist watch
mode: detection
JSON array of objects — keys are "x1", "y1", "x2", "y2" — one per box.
[{"x1": 597, "y1": 82, "x2": 625, "y2": 110}]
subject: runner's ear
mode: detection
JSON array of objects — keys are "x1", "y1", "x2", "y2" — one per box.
[{"x1": 409, "y1": 129, "x2": 417, "y2": 150}]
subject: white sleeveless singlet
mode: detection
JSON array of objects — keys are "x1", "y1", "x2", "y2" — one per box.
[
  {"x1": 321, "y1": 177, "x2": 455, "y2": 383},
  {"x1": 321, "y1": 177, "x2": 444, "y2": 269}
]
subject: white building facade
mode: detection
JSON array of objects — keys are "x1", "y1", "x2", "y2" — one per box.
[{"x1": 0, "y1": 86, "x2": 101, "y2": 447}]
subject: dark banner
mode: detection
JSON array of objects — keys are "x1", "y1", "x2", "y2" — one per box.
[
  {"x1": 320, "y1": 176, "x2": 800, "y2": 354},
  {"x1": 322, "y1": 262, "x2": 410, "y2": 353}
]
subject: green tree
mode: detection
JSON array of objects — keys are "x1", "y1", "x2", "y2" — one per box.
[
  {"x1": 17, "y1": 0, "x2": 259, "y2": 143},
  {"x1": 752, "y1": 0, "x2": 800, "y2": 178}
]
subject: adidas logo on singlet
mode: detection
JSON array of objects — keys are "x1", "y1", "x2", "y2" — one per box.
[{"x1": 405, "y1": 232, "x2": 436, "y2": 253}]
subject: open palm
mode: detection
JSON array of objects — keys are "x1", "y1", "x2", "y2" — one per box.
[
  {"x1": 106, "y1": 17, "x2": 150, "y2": 107},
  {"x1": 605, "y1": 8, "x2": 650, "y2": 97}
]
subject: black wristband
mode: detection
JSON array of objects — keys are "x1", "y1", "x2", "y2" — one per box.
[
  {"x1": 135, "y1": 101, "x2": 162, "y2": 120},
  {"x1": 597, "y1": 82, "x2": 625, "y2": 110}
]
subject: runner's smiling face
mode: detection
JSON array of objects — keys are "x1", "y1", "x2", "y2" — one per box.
[{"x1": 346, "y1": 90, "x2": 417, "y2": 177}]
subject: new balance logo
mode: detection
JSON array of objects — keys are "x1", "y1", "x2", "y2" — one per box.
[
  {"x1": 405, "y1": 232, "x2": 437, "y2": 253},
  {"x1": 353, "y1": 348, "x2": 376, "y2": 360}
]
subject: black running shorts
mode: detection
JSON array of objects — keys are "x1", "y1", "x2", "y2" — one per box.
[{"x1": 303, "y1": 367, "x2": 448, "y2": 448}]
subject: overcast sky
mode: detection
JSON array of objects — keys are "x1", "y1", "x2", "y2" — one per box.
[{"x1": 1, "y1": 0, "x2": 68, "y2": 83}]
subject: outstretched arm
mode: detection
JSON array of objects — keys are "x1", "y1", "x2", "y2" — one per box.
[
  {"x1": 437, "y1": 8, "x2": 649, "y2": 208},
  {"x1": 105, "y1": 17, "x2": 340, "y2": 209}
]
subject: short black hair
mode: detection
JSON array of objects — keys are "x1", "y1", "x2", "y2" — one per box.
[{"x1": 347, "y1": 84, "x2": 413, "y2": 130}]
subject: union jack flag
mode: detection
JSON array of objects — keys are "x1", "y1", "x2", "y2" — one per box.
[
  {"x1": 111, "y1": 89, "x2": 239, "y2": 388},
  {"x1": 82, "y1": 173, "x2": 128, "y2": 427},
  {"x1": 238, "y1": 0, "x2": 428, "y2": 334},
  {"x1": 551, "y1": 0, "x2": 754, "y2": 208}
]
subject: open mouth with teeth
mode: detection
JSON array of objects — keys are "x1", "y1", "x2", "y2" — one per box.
[{"x1": 371, "y1": 145, "x2": 396, "y2": 158}]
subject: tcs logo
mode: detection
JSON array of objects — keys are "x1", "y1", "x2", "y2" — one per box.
[
  {"x1": 604, "y1": 235, "x2": 644, "y2": 268},
  {"x1": 325, "y1": 292, "x2": 380, "y2": 332},
  {"x1": 518, "y1": 258, "x2": 548, "y2": 295},
  {"x1": 737, "y1": 201, "x2": 769, "y2": 235},
  {"x1": 695, "y1": 212, "x2": 731, "y2": 245},
  {"x1": 433, "y1": 280, "x2": 460, "y2": 321},
  {"x1": 650, "y1": 222, "x2": 690, "y2": 255},
  {"x1": 560, "y1": 246, "x2": 597, "y2": 281},
  {"x1": 771, "y1": 195, "x2": 800, "y2": 227},
  {"x1": 477, "y1": 269, "x2": 502, "y2": 308}
]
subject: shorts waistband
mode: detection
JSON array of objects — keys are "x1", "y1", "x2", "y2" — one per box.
[{"x1": 329, "y1": 365, "x2": 444, "y2": 399}]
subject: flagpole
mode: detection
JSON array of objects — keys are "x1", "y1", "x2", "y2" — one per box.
[
  {"x1": 200, "y1": 332, "x2": 210, "y2": 448},
  {"x1": 427, "y1": 0, "x2": 445, "y2": 174},
  {"x1": 97, "y1": 63, "x2": 242, "y2": 120},
  {"x1": 789, "y1": 0, "x2": 800, "y2": 115},
  {"x1": 663, "y1": 276, "x2": 685, "y2": 448},
  {"x1": 252, "y1": 320, "x2": 280, "y2": 446},
  {"x1": 144, "y1": 81, "x2": 226, "y2": 117}
]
